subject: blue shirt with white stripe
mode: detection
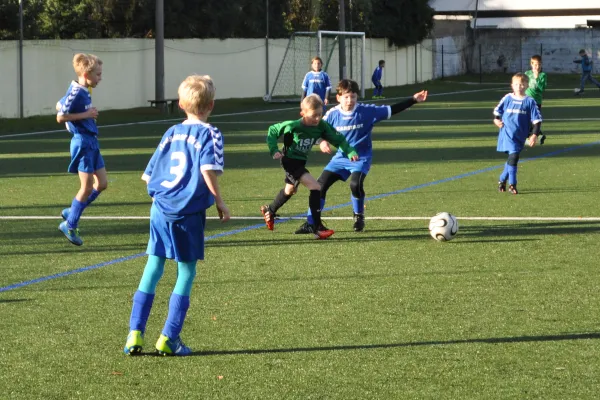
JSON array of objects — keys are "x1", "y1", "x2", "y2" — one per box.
[
  {"x1": 57, "y1": 81, "x2": 98, "y2": 136},
  {"x1": 302, "y1": 71, "x2": 331, "y2": 101},
  {"x1": 494, "y1": 93, "x2": 542, "y2": 153},
  {"x1": 142, "y1": 120, "x2": 224, "y2": 220}
]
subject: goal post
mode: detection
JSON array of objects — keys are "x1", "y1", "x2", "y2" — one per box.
[{"x1": 266, "y1": 30, "x2": 366, "y2": 102}]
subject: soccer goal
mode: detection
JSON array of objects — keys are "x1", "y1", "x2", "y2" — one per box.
[{"x1": 265, "y1": 30, "x2": 366, "y2": 102}]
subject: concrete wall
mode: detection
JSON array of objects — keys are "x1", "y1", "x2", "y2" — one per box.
[
  {"x1": 0, "y1": 38, "x2": 434, "y2": 119},
  {"x1": 433, "y1": 28, "x2": 600, "y2": 78}
]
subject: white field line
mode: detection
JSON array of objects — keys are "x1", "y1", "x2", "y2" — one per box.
[
  {"x1": 0, "y1": 87, "x2": 505, "y2": 139},
  {"x1": 1, "y1": 216, "x2": 599, "y2": 221}
]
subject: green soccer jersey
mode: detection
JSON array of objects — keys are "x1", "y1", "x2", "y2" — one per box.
[
  {"x1": 266, "y1": 119, "x2": 357, "y2": 161},
  {"x1": 524, "y1": 70, "x2": 547, "y2": 105}
]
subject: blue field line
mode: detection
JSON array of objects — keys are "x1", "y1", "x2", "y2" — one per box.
[{"x1": 2, "y1": 140, "x2": 599, "y2": 293}]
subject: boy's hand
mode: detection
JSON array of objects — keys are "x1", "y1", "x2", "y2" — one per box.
[
  {"x1": 493, "y1": 119, "x2": 503, "y2": 128},
  {"x1": 528, "y1": 134, "x2": 538, "y2": 147},
  {"x1": 413, "y1": 90, "x2": 428, "y2": 103},
  {"x1": 273, "y1": 151, "x2": 283, "y2": 160},
  {"x1": 319, "y1": 140, "x2": 332, "y2": 154},
  {"x1": 216, "y1": 201, "x2": 230, "y2": 222},
  {"x1": 87, "y1": 107, "x2": 98, "y2": 119},
  {"x1": 350, "y1": 154, "x2": 359, "y2": 161}
]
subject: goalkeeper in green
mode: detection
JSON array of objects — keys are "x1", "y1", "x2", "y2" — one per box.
[
  {"x1": 261, "y1": 94, "x2": 358, "y2": 239},
  {"x1": 524, "y1": 54, "x2": 547, "y2": 144}
]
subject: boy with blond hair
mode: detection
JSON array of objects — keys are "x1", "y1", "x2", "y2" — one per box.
[
  {"x1": 56, "y1": 53, "x2": 104, "y2": 246},
  {"x1": 295, "y1": 79, "x2": 427, "y2": 234},
  {"x1": 261, "y1": 94, "x2": 358, "y2": 239},
  {"x1": 494, "y1": 73, "x2": 543, "y2": 195},
  {"x1": 124, "y1": 75, "x2": 230, "y2": 356}
]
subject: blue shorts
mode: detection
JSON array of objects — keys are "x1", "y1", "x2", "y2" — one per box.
[
  {"x1": 146, "y1": 203, "x2": 207, "y2": 262},
  {"x1": 68, "y1": 134, "x2": 105, "y2": 174},
  {"x1": 324, "y1": 156, "x2": 371, "y2": 181}
]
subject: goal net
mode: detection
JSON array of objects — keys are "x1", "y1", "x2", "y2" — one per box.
[{"x1": 266, "y1": 30, "x2": 366, "y2": 102}]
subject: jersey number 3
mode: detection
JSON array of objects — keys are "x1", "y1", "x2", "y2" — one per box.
[{"x1": 160, "y1": 151, "x2": 187, "y2": 189}]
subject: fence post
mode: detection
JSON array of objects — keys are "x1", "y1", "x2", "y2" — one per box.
[
  {"x1": 479, "y1": 43, "x2": 482, "y2": 83},
  {"x1": 441, "y1": 44, "x2": 444, "y2": 80}
]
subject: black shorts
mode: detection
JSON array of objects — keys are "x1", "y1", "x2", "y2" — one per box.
[{"x1": 281, "y1": 156, "x2": 309, "y2": 187}]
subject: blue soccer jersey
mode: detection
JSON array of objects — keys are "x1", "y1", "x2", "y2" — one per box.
[
  {"x1": 302, "y1": 71, "x2": 332, "y2": 101},
  {"x1": 142, "y1": 120, "x2": 224, "y2": 221},
  {"x1": 372, "y1": 66, "x2": 383, "y2": 83},
  {"x1": 57, "y1": 81, "x2": 98, "y2": 136},
  {"x1": 494, "y1": 94, "x2": 542, "y2": 153},
  {"x1": 325, "y1": 103, "x2": 391, "y2": 160}
]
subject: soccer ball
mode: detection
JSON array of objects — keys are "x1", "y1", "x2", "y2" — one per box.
[
  {"x1": 574, "y1": 88, "x2": 581, "y2": 94},
  {"x1": 428, "y1": 212, "x2": 458, "y2": 242}
]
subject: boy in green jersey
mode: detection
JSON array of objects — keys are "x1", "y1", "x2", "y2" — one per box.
[
  {"x1": 524, "y1": 54, "x2": 547, "y2": 144},
  {"x1": 261, "y1": 94, "x2": 359, "y2": 239}
]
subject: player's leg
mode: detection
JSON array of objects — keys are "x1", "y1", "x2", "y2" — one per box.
[
  {"x1": 303, "y1": 170, "x2": 343, "y2": 228},
  {"x1": 378, "y1": 83, "x2": 385, "y2": 99},
  {"x1": 125, "y1": 254, "x2": 166, "y2": 355},
  {"x1": 261, "y1": 157, "x2": 302, "y2": 230},
  {"x1": 156, "y1": 212, "x2": 205, "y2": 356},
  {"x1": 349, "y1": 172, "x2": 367, "y2": 232},
  {"x1": 580, "y1": 72, "x2": 588, "y2": 92},
  {"x1": 589, "y1": 74, "x2": 600, "y2": 88},
  {"x1": 506, "y1": 152, "x2": 519, "y2": 194},
  {"x1": 299, "y1": 173, "x2": 333, "y2": 239},
  {"x1": 59, "y1": 170, "x2": 94, "y2": 245},
  {"x1": 498, "y1": 151, "x2": 509, "y2": 192}
]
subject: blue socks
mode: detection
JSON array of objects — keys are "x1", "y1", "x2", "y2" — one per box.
[
  {"x1": 351, "y1": 196, "x2": 364, "y2": 214},
  {"x1": 84, "y1": 189, "x2": 100, "y2": 206},
  {"x1": 66, "y1": 198, "x2": 86, "y2": 229},
  {"x1": 129, "y1": 290, "x2": 155, "y2": 332},
  {"x1": 506, "y1": 165, "x2": 517, "y2": 185},
  {"x1": 162, "y1": 293, "x2": 190, "y2": 340}
]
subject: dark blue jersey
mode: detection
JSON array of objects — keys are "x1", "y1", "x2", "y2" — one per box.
[
  {"x1": 301, "y1": 71, "x2": 331, "y2": 101},
  {"x1": 142, "y1": 120, "x2": 224, "y2": 221},
  {"x1": 324, "y1": 103, "x2": 391, "y2": 159},
  {"x1": 57, "y1": 81, "x2": 98, "y2": 136},
  {"x1": 494, "y1": 94, "x2": 542, "y2": 153},
  {"x1": 372, "y1": 66, "x2": 383, "y2": 82}
]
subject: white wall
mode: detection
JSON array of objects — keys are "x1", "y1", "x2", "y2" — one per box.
[{"x1": 0, "y1": 38, "x2": 435, "y2": 118}]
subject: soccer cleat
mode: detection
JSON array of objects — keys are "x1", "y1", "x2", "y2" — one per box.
[
  {"x1": 295, "y1": 221, "x2": 312, "y2": 234},
  {"x1": 156, "y1": 334, "x2": 192, "y2": 356},
  {"x1": 508, "y1": 184, "x2": 518, "y2": 195},
  {"x1": 58, "y1": 221, "x2": 83, "y2": 246},
  {"x1": 353, "y1": 213, "x2": 365, "y2": 232},
  {"x1": 498, "y1": 181, "x2": 507, "y2": 192},
  {"x1": 315, "y1": 228, "x2": 335, "y2": 240},
  {"x1": 539, "y1": 134, "x2": 546, "y2": 145},
  {"x1": 260, "y1": 205, "x2": 275, "y2": 231},
  {"x1": 123, "y1": 330, "x2": 144, "y2": 355},
  {"x1": 61, "y1": 208, "x2": 70, "y2": 220}
]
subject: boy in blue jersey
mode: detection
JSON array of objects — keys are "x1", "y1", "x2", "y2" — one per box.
[
  {"x1": 261, "y1": 94, "x2": 358, "y2": 239},
  {"x1": 371, "y1": 60, "x2": 385, "y2": 99},
  {"x1": 494, "y1": 73, "x2": 543, "y2": 195},
  {"x1": 295, "y1": 79, "x2": 427, "y2": 234},
  {"x1": 301, "y1": 56, "x2": 332, "y2": 106},
  {"x1": 56, "y1": 53, "x2": 104, "y2": 246},
  {"x1": 573, "y1": 49, "x2": 600, "y2": 94},
  {"x1": 124, "y1": 75, "x2": 230, "y2": 356}
]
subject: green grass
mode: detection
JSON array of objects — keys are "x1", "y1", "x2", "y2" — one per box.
[{"x1": 1, "y1": 75, "x2": 600, "y2": 399}]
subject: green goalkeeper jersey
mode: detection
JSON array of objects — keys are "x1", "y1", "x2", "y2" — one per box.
[
  {"x1": 267, "y1": 119, "x2": 358, "y2": 161},
  {"x1": 524, "y1": 70, "x2": 547, "y2": 105}
]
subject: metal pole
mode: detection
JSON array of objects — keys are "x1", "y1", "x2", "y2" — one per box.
[
  {"x1": 18, "y1": 0, "x2": 24, "y2": 118},
  {"x1": 265, "y1": 0, "x2": 269, "y2": 98},
  {"x1": 339, "y1": 0, "x2": 346, "y2": 79},
  {"x1": 155, "y1": 0, "x2": 165, "y2": 106},
  {"x1": 441, "y1": 44, "x2": 444, "y2": 80}
]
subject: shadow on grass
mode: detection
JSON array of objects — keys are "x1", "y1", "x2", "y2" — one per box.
[
  {"x1": 0, "y1": 298, "x2": 31, "y2": 303},
  {"x1": 132, "y1": 332, "x2": 600, "y2": 357}
]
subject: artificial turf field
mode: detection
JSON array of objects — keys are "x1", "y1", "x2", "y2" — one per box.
[{"x1": 1, "y1": 76, "x2": 599, "y2": 399}]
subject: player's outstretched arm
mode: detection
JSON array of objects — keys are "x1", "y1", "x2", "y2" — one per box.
[{"x1": 389, "y1": 90, "x2": 427, "y2": 116}]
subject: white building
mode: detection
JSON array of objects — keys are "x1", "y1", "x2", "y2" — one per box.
[{"x1": 430, "y1": 0, "x2": 600, "y2": 29}]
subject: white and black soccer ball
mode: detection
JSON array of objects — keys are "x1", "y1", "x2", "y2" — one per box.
[{"x1": 428, "y1": 212, "x2": 458, "y2": 242}]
